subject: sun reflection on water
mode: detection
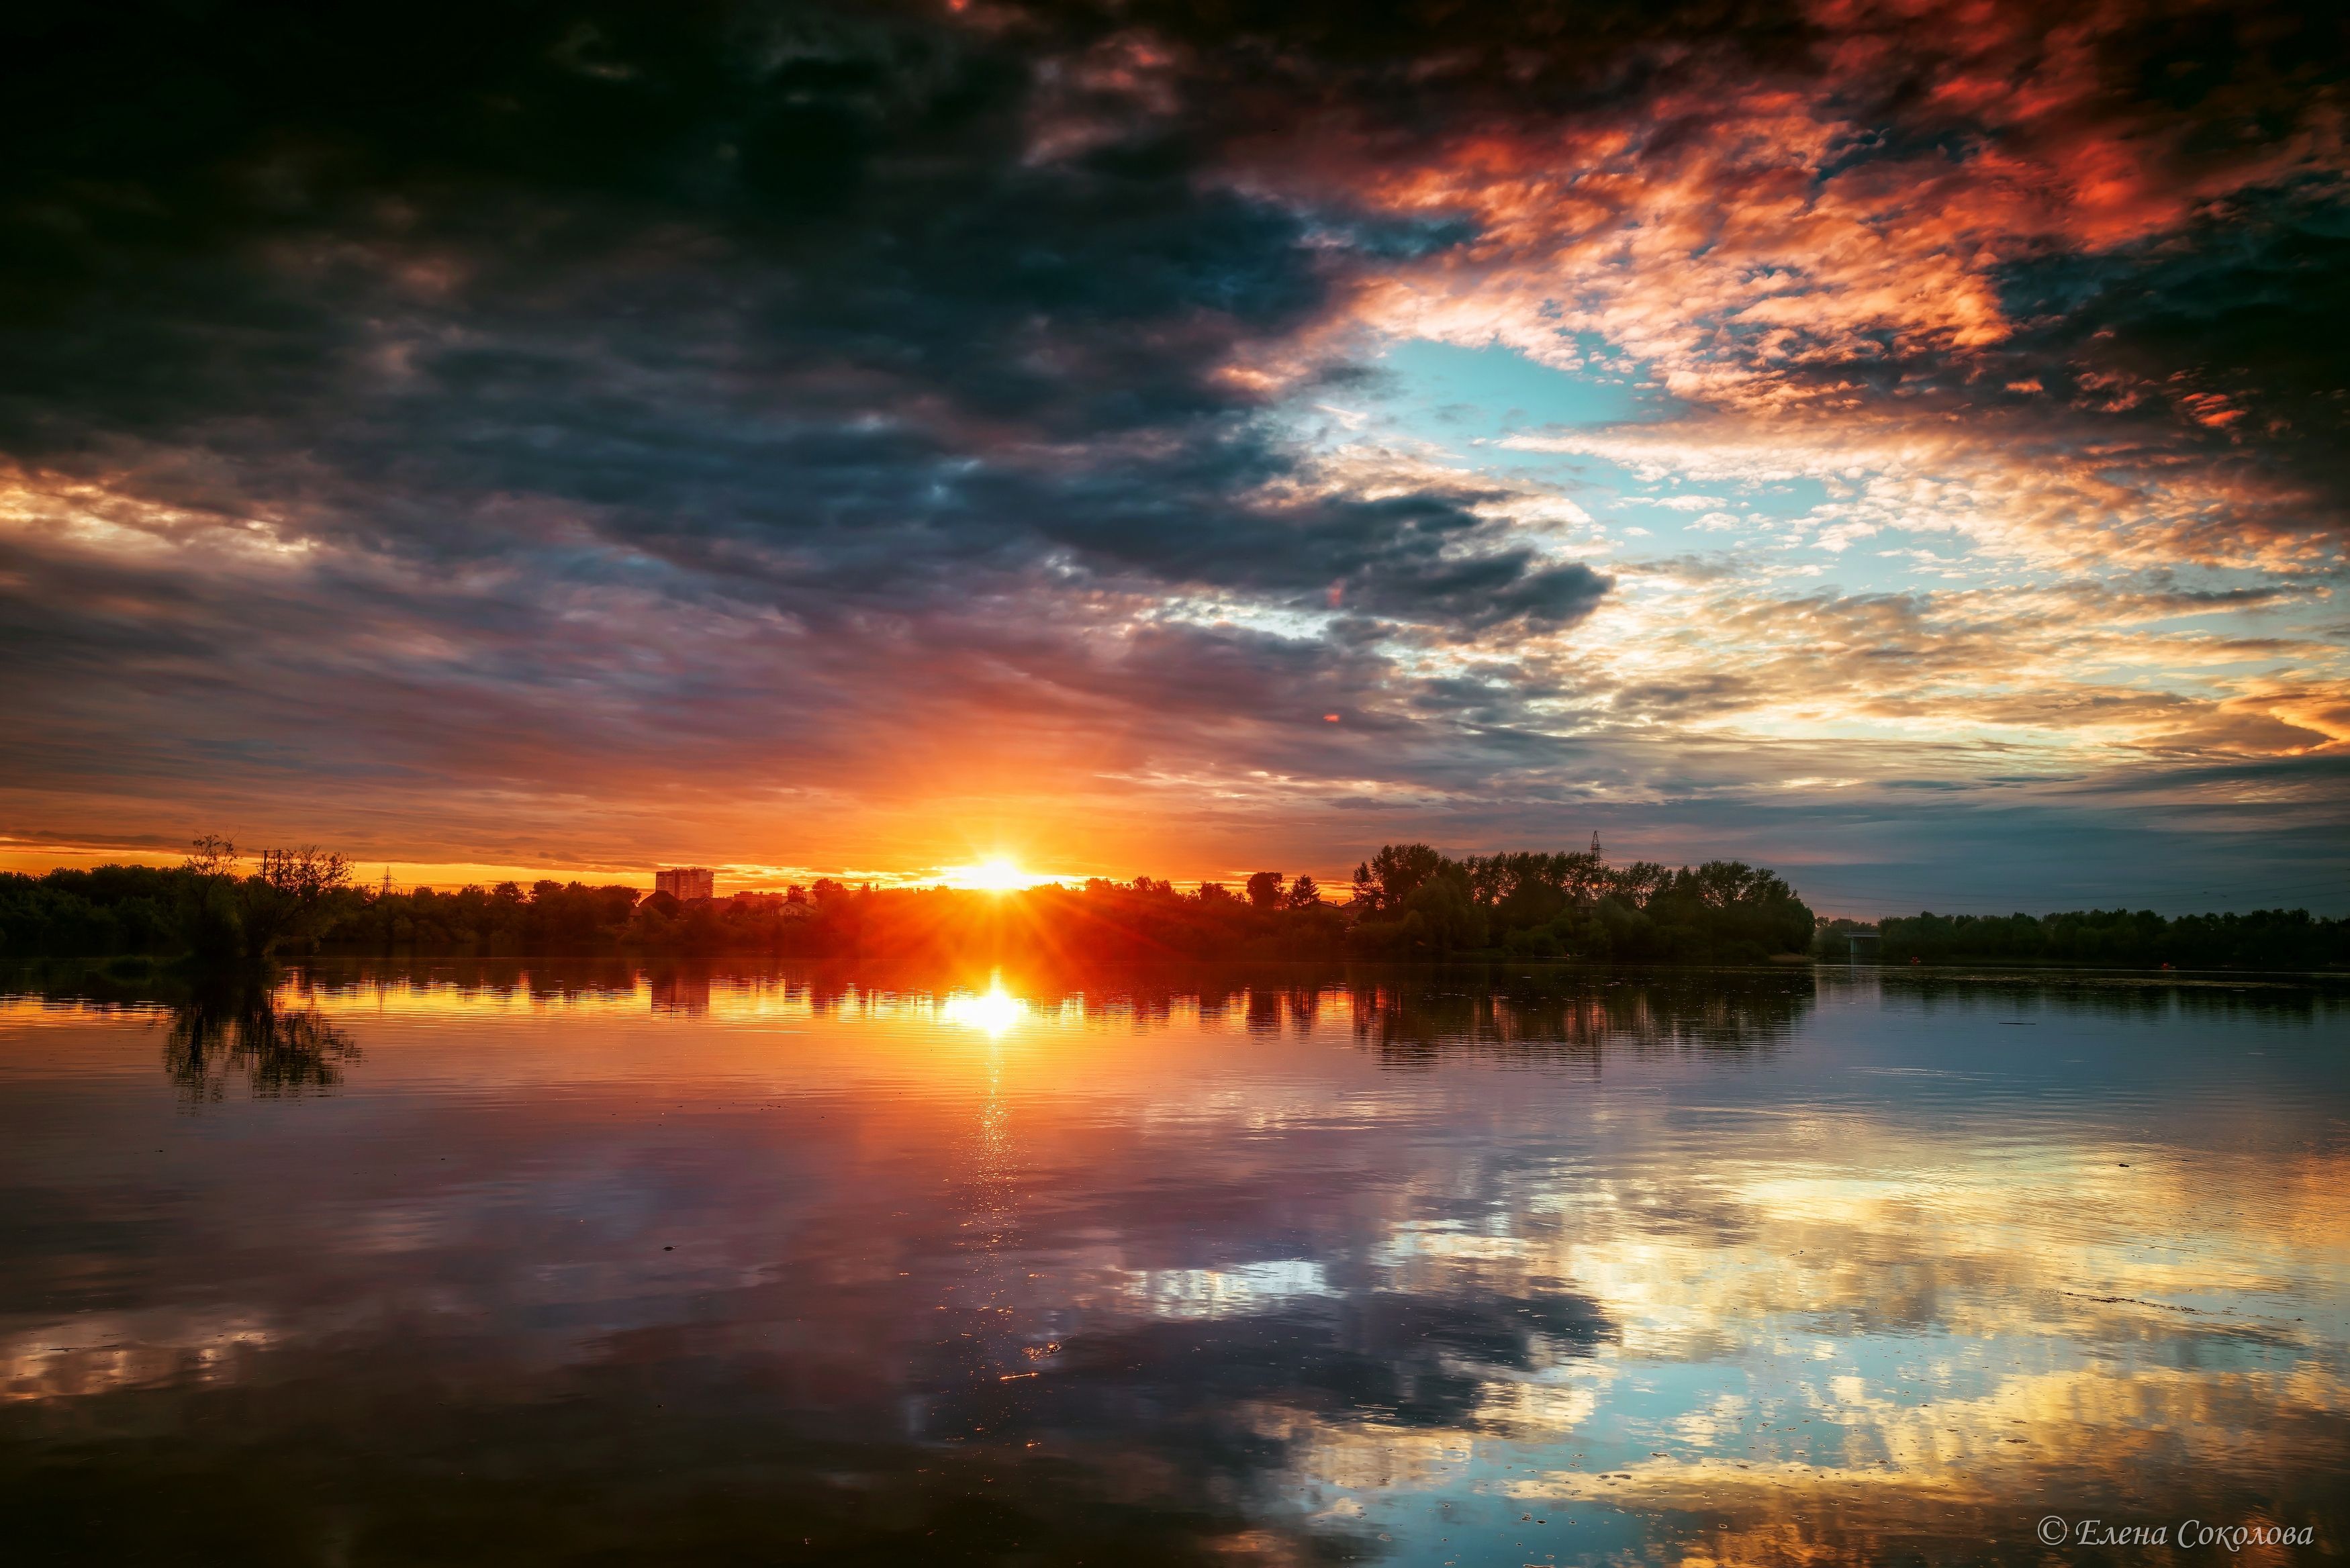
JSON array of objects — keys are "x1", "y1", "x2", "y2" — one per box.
[{"x1": 939, "y1": 975, "x2": 1025, "y2": 1038}]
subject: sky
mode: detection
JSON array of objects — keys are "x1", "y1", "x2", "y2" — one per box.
[{"x1": 1, "y1": 0, "x2": 2345, "y2": 913}]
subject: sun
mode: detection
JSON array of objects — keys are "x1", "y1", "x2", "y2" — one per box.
[{"x1": 955, "y1": 856, "x2": 1030, "y2": 893}]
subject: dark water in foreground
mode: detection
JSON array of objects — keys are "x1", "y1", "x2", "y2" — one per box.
[{"x1": 1, "y1": 962, "x2": 2345, "y2": 1566}]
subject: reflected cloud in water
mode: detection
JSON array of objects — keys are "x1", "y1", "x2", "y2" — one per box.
[{"x1": 0, "y1": 961, "x2": 2343, "y2": 1564}]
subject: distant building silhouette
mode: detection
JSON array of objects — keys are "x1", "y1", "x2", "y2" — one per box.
[{"x1": 655, "y1": 867, "x2": 714, "y2": 900}]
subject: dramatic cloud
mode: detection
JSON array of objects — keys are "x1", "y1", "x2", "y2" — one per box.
[{"x1": 0, "y1": 0, "x2": 2343, "y2": 905}]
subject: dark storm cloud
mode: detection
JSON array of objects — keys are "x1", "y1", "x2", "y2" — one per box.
[
  {"x1": 6, "y1": 0, "x2": 2339, "y2": 565},
  {"x1": 0, "y1": 0, "x2": 1589, "y2": 632},
  {"x1": 1183, "y1": 0, "x2": 2350, "y2": 548},
  {"x1": 1999, "y1": 196, "x2": 2350, "y2": 522},
  {"x1": 0, "y1": 0, "x2": 2343, "y2": 892},
  {"x1": 0, "y1": 0, "x2": 1650, "y2": 892}
]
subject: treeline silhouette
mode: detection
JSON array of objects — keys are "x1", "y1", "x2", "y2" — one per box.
[
  {"x1": 4, "y1": 839, "x2": 2339, "y2": 970},
  {"x1": 1834, "y1": 908, "x2": 2349, "y2": 971},
  {"x1": 3, "y1": 838, "x2": 1814, "y2": 964},
  {"x1": 1343, "y1": 841, "x2": 1814, "y2": 963},
  {"x1": 0, "y1": 838, "x2": 352, "y2": 965}
]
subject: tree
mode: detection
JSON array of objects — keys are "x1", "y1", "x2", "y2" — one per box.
[
  {"x1": 169, "y1": 836, "x2": 357, "y2": 965},
  {"x1": 179, "y1": 834, "x2": 246, "y2": 961},
  {"x1": 185, "y1": 834, "x2": 238, "y2": 879},
  {"x1": 1245, "y1": 871, "x2": 1284, "y2": 910},
  {"x1": 1401, "y1": 869, "x2": 1485, "y2": 952},
  {"x1": 1352, "y1": 843, "x2": 1448, "y2": 912},
  {"x1": 1284, "y1": 875, "x2": 1323, "y2": 910},
  {"x1": 237, "y1": 846, "x2": 354, "y2": 960}
]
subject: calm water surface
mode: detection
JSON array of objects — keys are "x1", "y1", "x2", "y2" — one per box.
[{"x1": 2, "y1": 963, "x2": 2345, "y2": 1565}]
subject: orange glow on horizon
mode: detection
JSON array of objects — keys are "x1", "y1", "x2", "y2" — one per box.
[{"x1": 0, "y1": 839, "x2": 1370, "y2": 901}]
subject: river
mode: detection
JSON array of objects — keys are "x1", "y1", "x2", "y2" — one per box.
[{"x1": 2, "y1": 961, "x2": 2343, "y2": 1564}]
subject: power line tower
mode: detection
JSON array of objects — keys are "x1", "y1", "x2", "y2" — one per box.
[{"x1": 379, "y1": 866, "x2": 394, "y2": 900}]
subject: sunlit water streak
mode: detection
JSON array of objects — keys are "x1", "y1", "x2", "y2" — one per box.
[{"x1": 0, "y1": 962, "x2": 2343, "y2": 1565}]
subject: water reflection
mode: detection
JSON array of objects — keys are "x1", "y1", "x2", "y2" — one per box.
[
  {"x1": 1346, "y1": 968, "x2": 1812, "y2": 1065},
  {"x1": 162, "y1": 979, "x2": 358, "y2": 1100},
  {"x1": 647, "y1": 966, "x2": 712, "y2": 1017},
  {"x1": 0, "y1": 961, "x2": 2343, "y2": 1565}
]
